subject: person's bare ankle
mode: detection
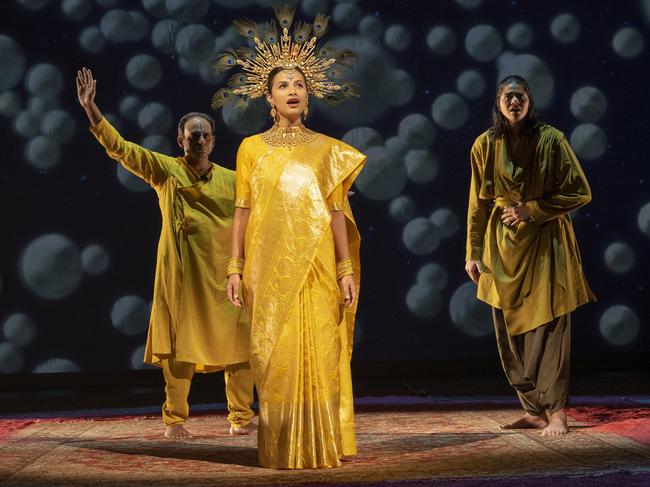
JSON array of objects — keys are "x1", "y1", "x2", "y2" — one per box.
[
  {"x1": 165, "y1": 423, "x2": 192, "y2": 440},
  {"x1": 500, "y1": 412, "x2": 548, "y2": 430},
  {"x1": 541, "y1": 408, "x2": 569, "y2": 437}
]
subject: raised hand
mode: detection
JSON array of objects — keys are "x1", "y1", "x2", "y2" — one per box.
[{"x1": 76, "y1": 67, "x2": 96, "y2": 108}]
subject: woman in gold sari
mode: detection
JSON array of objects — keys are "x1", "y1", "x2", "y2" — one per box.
[
  {"x1": 226, "y1": 66, "x2": 365, "y2": 469},
  {"x1": 465, "y1": 75, "x2": 595, "y2": 437}
]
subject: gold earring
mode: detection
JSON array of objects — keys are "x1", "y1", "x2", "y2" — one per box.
[
  {"x1": 270, "y1": 105, "x2": 277, "y2": 122},
  {"x1": 303, "y1": 105, "x2": 309, "y2": 120}
]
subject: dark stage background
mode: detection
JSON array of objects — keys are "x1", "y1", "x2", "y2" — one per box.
[{"x1": 0, "y1": 0, "x2": 648, "y2": 375}]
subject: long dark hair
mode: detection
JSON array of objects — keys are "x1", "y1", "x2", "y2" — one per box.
[
  {"x1": 489, "y1": 75, "x2": 543, "y2": 140},
  {"x1": 266, "y1": 66, "x2": 308, "y2": 94}
]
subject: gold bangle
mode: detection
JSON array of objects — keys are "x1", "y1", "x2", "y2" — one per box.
[
  {"x1": 227, "y1": 257, "x2": 244, "y2": 276},
  {"x1": 336, "y1": 258, "x2": 354, "y2": 280}
]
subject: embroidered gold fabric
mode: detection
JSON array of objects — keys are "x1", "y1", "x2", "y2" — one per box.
[{"x1": 260, "y1": 124, "x2": 317, "y2": 147}]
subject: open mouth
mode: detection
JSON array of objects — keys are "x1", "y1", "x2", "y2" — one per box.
[{"x1": 287, "y1": 98, "x2": 300, "y2": 108}]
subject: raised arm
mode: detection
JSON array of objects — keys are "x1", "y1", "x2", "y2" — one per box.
[
  {"x1": 76, "y1": 67, "x2": 168, "y2": 187},
  {"x1": 76, "y1": 67, "x2": 103, "y2": 126}
]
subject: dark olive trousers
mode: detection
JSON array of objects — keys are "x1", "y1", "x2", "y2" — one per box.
[{"x1": 492, "y1": 308, "x2": 571, "y2": 416}]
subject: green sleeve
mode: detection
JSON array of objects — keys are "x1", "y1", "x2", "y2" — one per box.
[{"x1": 466, "y1": 141, "x2": 490, "y2": 261}]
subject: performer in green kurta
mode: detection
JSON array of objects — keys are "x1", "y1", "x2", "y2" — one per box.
[
  {"x1": 465, "y1": 75, "x2": 596, "y2": 436},
  {"x1": 76, "y1": 67, "x2": 255, "y2": 440}
]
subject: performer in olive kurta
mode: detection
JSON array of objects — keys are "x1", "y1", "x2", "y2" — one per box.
[
  {"x1": 76, "y1": 68, "x2": 254, "y2": 440},
  {"x1": 465, "y1": 75, "x2": 596, "y2": 436},
  {"x1": 214, "y1": 7, "x2": 365, "y2": 468}
]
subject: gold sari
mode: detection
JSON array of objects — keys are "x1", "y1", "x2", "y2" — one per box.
[{"x1": 235, "y1": 133, "x2": 365, "y2": 469}]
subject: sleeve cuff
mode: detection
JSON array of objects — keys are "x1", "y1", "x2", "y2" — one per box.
[
  {"x1": 235, "y1": 199, "x2": 250, "y2": 208},
  {"x1": 329, "y1": 202, "x2": 344, "y2": 211}
]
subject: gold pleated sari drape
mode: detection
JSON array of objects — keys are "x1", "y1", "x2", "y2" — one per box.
[{"x1": 235, "y1": 133, "x2": 365, "y2": 469}]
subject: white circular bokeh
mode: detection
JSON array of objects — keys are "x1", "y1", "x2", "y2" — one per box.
[
  {"x1": 449, "y1": 282, "x2": 493, "y2": 337},
  {"x1": 599, "y1": 305, "x2": 640, "y2": 346},
  {"x1": 430, "y1": 208, "x2": 460, "y2": 238},
  {"x1": 638, "y1": 202, "x2": 650, "y2": 238},
  {"x1": 355, "y1": 146, "x2": 407, "y2": 200},
  {"x1": 332, "y1": 3, "x2": 362, "y2": 29},
  {"x1": 550, "y1": 13, "x2": 581, "y2": 44},
  {"x1": 166, "y1": 0, "x2": 210, "y2": 23},
  {"x1": 81, "y1": 244, "x2": 111, "y2": 275},
  {"x1": 570, "y1": 86, "x2": 607, "y2": 123},
  {"x1": 398, "y1": 113, "x2": 436, "y2": 150},
  {"x1": 403, "y1": 217, "x2": 441, "y2": 256},
  {"x1": 612, "y1": 27, "x2": 644, "y2": 59},
  {"x1": 0, "y1": 35, "x2": 27, "y2": 92},
  {"x1": 465, "y1": 25, "x2": 502, "y2": 62},
  {"x1": 406, "y1": 283, "x2": 443, "y2": 319},
  {"x1": 405, "y1": 150, "x2": 438, "y2": 184},
  {"x1": 62, "y1": 0, "x2": 93, "y2": 21},
  {"x1": 342, "y1": 127, "x2": 384, "y2": 152},
  {"x1": 604, "y1": 241, "x2": 635, "y2": 274},
  {"x1": 138, "y1": 102, "x2": 173, "y2": 134},
  {"x1": 111, "y1": 295, "x2": 150, "y2": 336},
  {"x1": 456, "y1": 69, "x2": 485, "y2": 99},
  {"x1": 25, "y1": 63, "x2": 64, "y2": 100},
  {"x1": 24, "y1": 135, "x2": 61, "y2": 170},
  {"x1": 0, "y1": 92, "x2": 22, "y2": 118},
  {"x1": 118, "y1": 95, "x2": 144, "y2": 121},
  {"x1": 33, "y1": 358, "x2": 81, "y2": 373},
  {"x1": 570, "y1": 124, "x2": 607, "y2": 160},
  {"x1": 41, "y1": 109, "x2": 77, "y2": 143},
  {"x1": 221, "y1": 98, "x2": 268, "y2": 136},
  {"x1": 417, "y1": 262, "x2": 448, "y2": 291},
  {"x1": 427, "y1": 25, "x2": 456, "y2": 56},
  {"x1": 152, "y1": 19, "x2": 179, "y2": 54},
  {"x1": 20, "y1": 234, "x2": 82, "y2": 300},
  {"x1": 117, "y1": 164, "x2": 150, "y2": 192},
  {"x1": 358, "y1": 15, "x2": 383, "y2": 40},
  {"x1": 378, "y1": 69, "x2": 415, "y2": 107},
  {"x1": 507, "y1": 22, "x2": 534, "y2": 49},
  {"x1": 432, "y1": 93, "x2": 469, "y2": 130},
  {"x1": 0, "y1": 343, "x2": 24, "y2": 374},
  {"x1": 176, "y1": 24, "x2": 214, "y2": 63},
  {"x1": 126, "y1": 54, "x2": 163, "y2": 90},
  {"x1": 384, "y1": 24, "x2": 411, "y2": 51},
  {"x1": 3, "y1": 313, "x2": 37, "y2": 347},
  {"x1": 389, "y1": 196, "x2": 417, "y2": 223}
]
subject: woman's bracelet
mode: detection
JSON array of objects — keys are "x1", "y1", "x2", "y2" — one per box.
[
  {"x1": 227, "y1": 257, "x2": 245, "y2": 276},
  {"x1": 336, "y1": 258, "x2": 354, "y2": 280}
]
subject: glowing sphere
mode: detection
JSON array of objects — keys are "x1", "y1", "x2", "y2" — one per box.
[
  {"x1": 358, "y1": 15, "x2": 383, "y2": 40},
  {"x1": 456, "y1": 69, "x2": 485, "y2": 99},
  {"x1": 333, "y1": 3, "x2": 362, "y2": 29},
  {"x1": 550, "y1": 13, "x2": 581, "y2": 44},
  {"x1": 570, "y1": 86, "x2": 607, "y2": 123},
  {"x1": 130, "y1": 344, "x2": 155, "y2": 369},
  {"x1": 118, "y1": 95, "x2": 143, "y2": 121},
  {"x1": 0, "y1": 36, "x2": 27, "y2": 91},
  {"x1": 24, "y1": 135, "x2": 61, "y2": 170},
  {"x1": 301, "y1": 0, "x2": 328, "y2": 17},
  {"x1": 599, "y1": 305, "x2": 640, "y2": 346},
  {"x1": 385, "y1": 136, "x2": 409, "y2": 157},
  {"x1": 0, "y1": 343, "x2": 24, "y2": 374},
  {"x1": 25, "y1": 63, "x2": 64, "y2": 100},
  {"x1": 100, "y1": 9, "x2": 134, "y2": 43},
  {"x1": 402, "y1": 217, "x2": 441, "y2": 255},
  {"x1": 612, "y1": 27, "x2": 644, "y2": 59},
  {"x1": 378, "y1": 69, "x2": 415, "y2": 107},
  {"x1": 355, "y1": 146, "x2": 407, "y2": 200},
  {"x1": 28, "y1": 95, "x2": 58, "y2": 116},
  {"x1": 166, "y1": 0, "x2": 210, "y2": 23},
  {"x1": 142, "y1": 0, "x2": 167, "y2": 17},
  {"x1": 417, "y1": 262, "x2": 448, "y2": 291},
  {"x1": 465, "y1": 25, "x2": 502, "y2": 62},
  {"x1": 342, "y1": 127, "x2": 384, "y2": 152},
  {"x1": 20, "y1": 234, "x2": 82, "y2": 300},
  {"x1": 449, "y1": 282, "x2": 492, "y2": 337},
  {"x1": 142, "y1": 134, "x2": 172, "y2": 154},
  {"x1": 604, "y1": 242, "x2": 635, "y2": 274},
  {"x1": 81, "y1": 244, "x2": 110, "y2": 275},
  {"x1": 426, "y1": 25, "x2": 456, "y2": 56},
  {"x1": 151, "y1": 19, "x2": 179, "y2": 54},
  {"x1": 176, "y1": 24, "x2": 214, "y2": 63},
  {"x1": 62, "y1": 0, "x2": 92, "y2": 21},
  {"x1": 389, "y1": 195, "x2": 417, "y2": 223},
  {"x1": 398, "y1": 113, "x2": 436, "y2": 149},
  {"x1": 507, "y1": 22, "x2": 533, "y2": 49},
  {"x1": 0, "y1": 92, "x2": 22, "y2": 118},
  {"x1": 570, "y1": 124, "x2": 607, "y2": 160},
  {"x1": 79, "y1": 26, "x2": 107, "y2": 53},
  {"x1": 432, "y1": 93, "x2": 469, "y2": 130},
  {"x1": 638, "y1": 202, "x2": 650, "y2": 237},
  {"x1": 126, "y1": 54, "x2": 162, "y2": 90},
  {"x1": 117, "y1": 164, "x2": 150, "y2": 193},
  {"x1": 405, "y1": 149, "x2": 438, "y2": 184},
  {"x1": 13, "y1": 110, "x2": 39, "y2": 138},
  {"x1": 33, "y1": 358, "x2": 81, "y2": 373},
  {"x1": 138, "y1": 102, "x2": 173, "y2": 134},
  {"x1": 3, "y1": 313, "x2": 37, "y2": 347},
  {"x1": 384, "y1": 24, "x2": 411, "y2": 51},
  {"x1": 406, "y1": 283, "x2": 443, "y2": 319},
  {"x1": 222, "y1": 98, "x2": 267, "y2": 136},
  {"x1": 497, "y1": 54, "x2": 554, "y2": 109},
  {"x1": 111, "y1": 295, "x2": 150, "y2": 336},
  {"x1": 41, "y1": 109, "x2": 77, "y2": 143},
  {"x1": 430, "y1": 207, "x2": 459, "y2": 238}
]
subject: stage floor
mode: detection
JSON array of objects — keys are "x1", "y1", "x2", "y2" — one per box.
[{"x1": 1, "y1": 397, "x2": 649, "y2": 487}]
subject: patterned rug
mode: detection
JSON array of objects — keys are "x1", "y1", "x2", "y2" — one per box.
[{"x1": 1, "y1": 403, "x2": 649, "y2": 486}]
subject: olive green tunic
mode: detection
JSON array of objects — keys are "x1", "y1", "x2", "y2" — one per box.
[
  {"x1": 90, "y1": 118, "x2": 249, "y2": 371},
  {"x1": 466, "y1": 124, "x2": 596, "y2": 335}
]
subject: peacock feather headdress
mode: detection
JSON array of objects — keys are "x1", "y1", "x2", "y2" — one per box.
[{"x1": 211, "y1": 5, "x2": 359, "y2": 109}]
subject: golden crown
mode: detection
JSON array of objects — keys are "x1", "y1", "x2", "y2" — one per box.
[{"x1": 211, "y1": 5, "x2": 359, "y2": 109}]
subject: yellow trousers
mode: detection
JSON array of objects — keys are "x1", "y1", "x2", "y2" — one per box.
[{"x1": 162, "y1": 359, "x2": 255, "y2": 427}]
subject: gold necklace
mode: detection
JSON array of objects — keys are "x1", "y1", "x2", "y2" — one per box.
[{"x1": 260, "y1": 123, "x2": 317, "y2": 147}]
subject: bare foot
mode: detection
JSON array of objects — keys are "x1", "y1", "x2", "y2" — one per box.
[
  {"x1": 229, "y1": 423, "x2": 256, "y2": 436},
  {"x1": 541, "y1": 409, "x2": 569, "y2": 437},
  {"x1": 165, "y1": 423, "x2": 192, "y2": 440},
  {"x1": 500, "y1": 412, "x2": 549, "y2": 430}
]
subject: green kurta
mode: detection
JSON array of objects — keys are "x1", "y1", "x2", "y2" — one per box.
[
  {"x1": 466, "y1": 124, "x2": 596, "y2": 335},
  {"x1": 91, "y1": 118, "x2": 249, "y2": 371}
]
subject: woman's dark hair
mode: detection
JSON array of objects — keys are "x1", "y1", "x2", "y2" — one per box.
[
  {"x1": 177, "y1": 112, "x2": 215, "y2": 135},
  {"x1": 489, "y1": 75, "x2": 543, "y2": 139},
  {"x1": 266, "y1": 66, "x2": 308, "y2": 94}
]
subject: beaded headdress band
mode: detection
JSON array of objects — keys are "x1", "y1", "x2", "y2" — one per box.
[{"x1": 211, "y1": 5, "x2": 359, "y2": 109}]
